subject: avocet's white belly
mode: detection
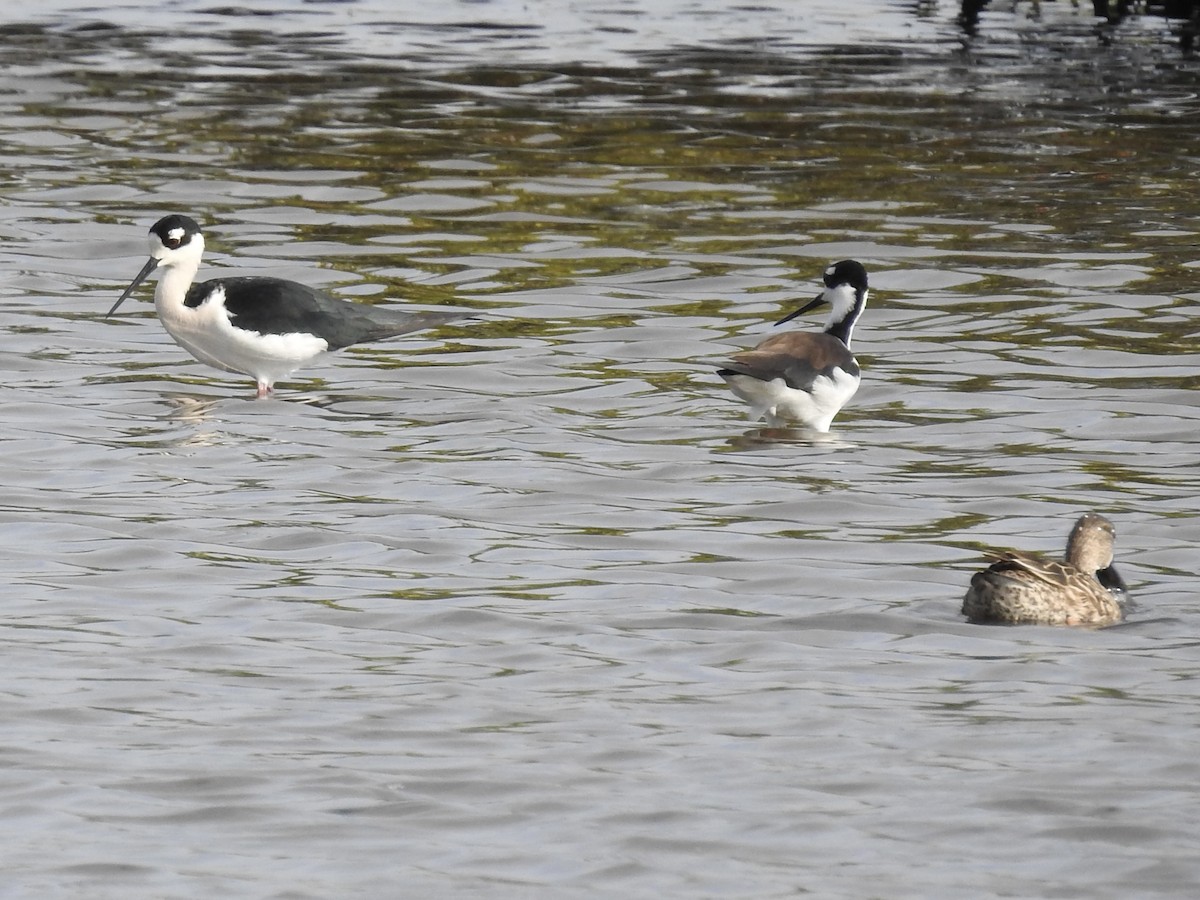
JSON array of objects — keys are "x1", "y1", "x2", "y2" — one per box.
[
  {"x1": 155, "y1": 284, "x2": 328, "y2": 384},
  {"x1": 724, "y1": 367, "x2": 859, "y2": 431}
]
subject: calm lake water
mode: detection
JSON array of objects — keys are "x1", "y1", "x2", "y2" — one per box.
[{"x1": 1, "y1": 1, "x2": 1198, "y2": 897}]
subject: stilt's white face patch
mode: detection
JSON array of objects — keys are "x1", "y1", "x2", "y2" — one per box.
[
  {"x1": 825, "y1": 264, "x2": 837, "y2": 278},
  {"x1": 827, "y1": 284, "x2": 861, "y2": 320},
  {"x1": 151, "y1": 226, "x2": 188, "y2": 252},
  {"x1": 150, "y1": 227, "x2": 205, "y2": 267}
]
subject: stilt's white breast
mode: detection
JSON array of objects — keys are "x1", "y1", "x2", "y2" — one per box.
[
  {"x1": 155, "y1": 282, "x2": 328, "y2": 382},
  {"x1": 724, "y1": 366, "x2": 859, "y2": 431}
]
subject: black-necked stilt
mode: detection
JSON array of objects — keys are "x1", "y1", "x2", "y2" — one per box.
[
  {"x1": 108, "y1": 214, "x2": 467, "y2": 398},
  {"x1": 962, "y1": 513, "x2": 1128, "y2": 627},
  {"x1": 716, "y1": 259, "x2": 868, "y2": 431}
]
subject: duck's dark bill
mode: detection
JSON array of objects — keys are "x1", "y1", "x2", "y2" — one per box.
[
  {"x1": 1097, "y1": 564, "x2": 1128, "y2": 595},
  {"x1": 107, "y1": 257, "x2": 159, "y2": 317}
]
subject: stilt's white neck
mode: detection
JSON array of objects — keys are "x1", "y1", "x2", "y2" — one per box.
[
  {"x1": 152, "y1": 232, "x2": 204, "y2": 310},
  {"x1": 155, "y1": 261, "x2": 198, "y2": 309},
  {"x1": 825, "y1": 285, "x2": 867, "y2": 348}
]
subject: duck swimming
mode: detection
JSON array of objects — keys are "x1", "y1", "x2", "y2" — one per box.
[{"x1": 962, "y1": 513, "x2": 1127, "y2": 627}]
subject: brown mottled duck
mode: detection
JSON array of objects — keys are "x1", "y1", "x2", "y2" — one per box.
[{"x1": 962, "y1": 513, "x2": 1127, "y2": 627}]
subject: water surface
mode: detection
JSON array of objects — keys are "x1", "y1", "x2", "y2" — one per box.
[{"x1": 1, "y1": 1, "x2": 1198, "y2": 897}]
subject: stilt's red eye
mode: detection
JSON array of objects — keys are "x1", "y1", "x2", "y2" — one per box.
[{"x1": 161, "y1": 227, "x2": 188, "y2": 250}]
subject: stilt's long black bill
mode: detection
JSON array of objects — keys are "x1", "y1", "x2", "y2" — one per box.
[
  {"x1": 107, "y1": 257, "x2": 159, "y2": 317},
  {"x1": 774, "y1": 291, "x2": 826, "y2": 327}
]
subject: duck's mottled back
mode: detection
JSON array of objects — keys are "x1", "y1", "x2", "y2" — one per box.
[{"x1": 962, "y1": 513, "x2": 1126, "y2": 627}]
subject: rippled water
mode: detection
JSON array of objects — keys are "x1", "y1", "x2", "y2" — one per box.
[{"x1": 1, "y1": 1, "x2": 1198, "y2": 897}]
